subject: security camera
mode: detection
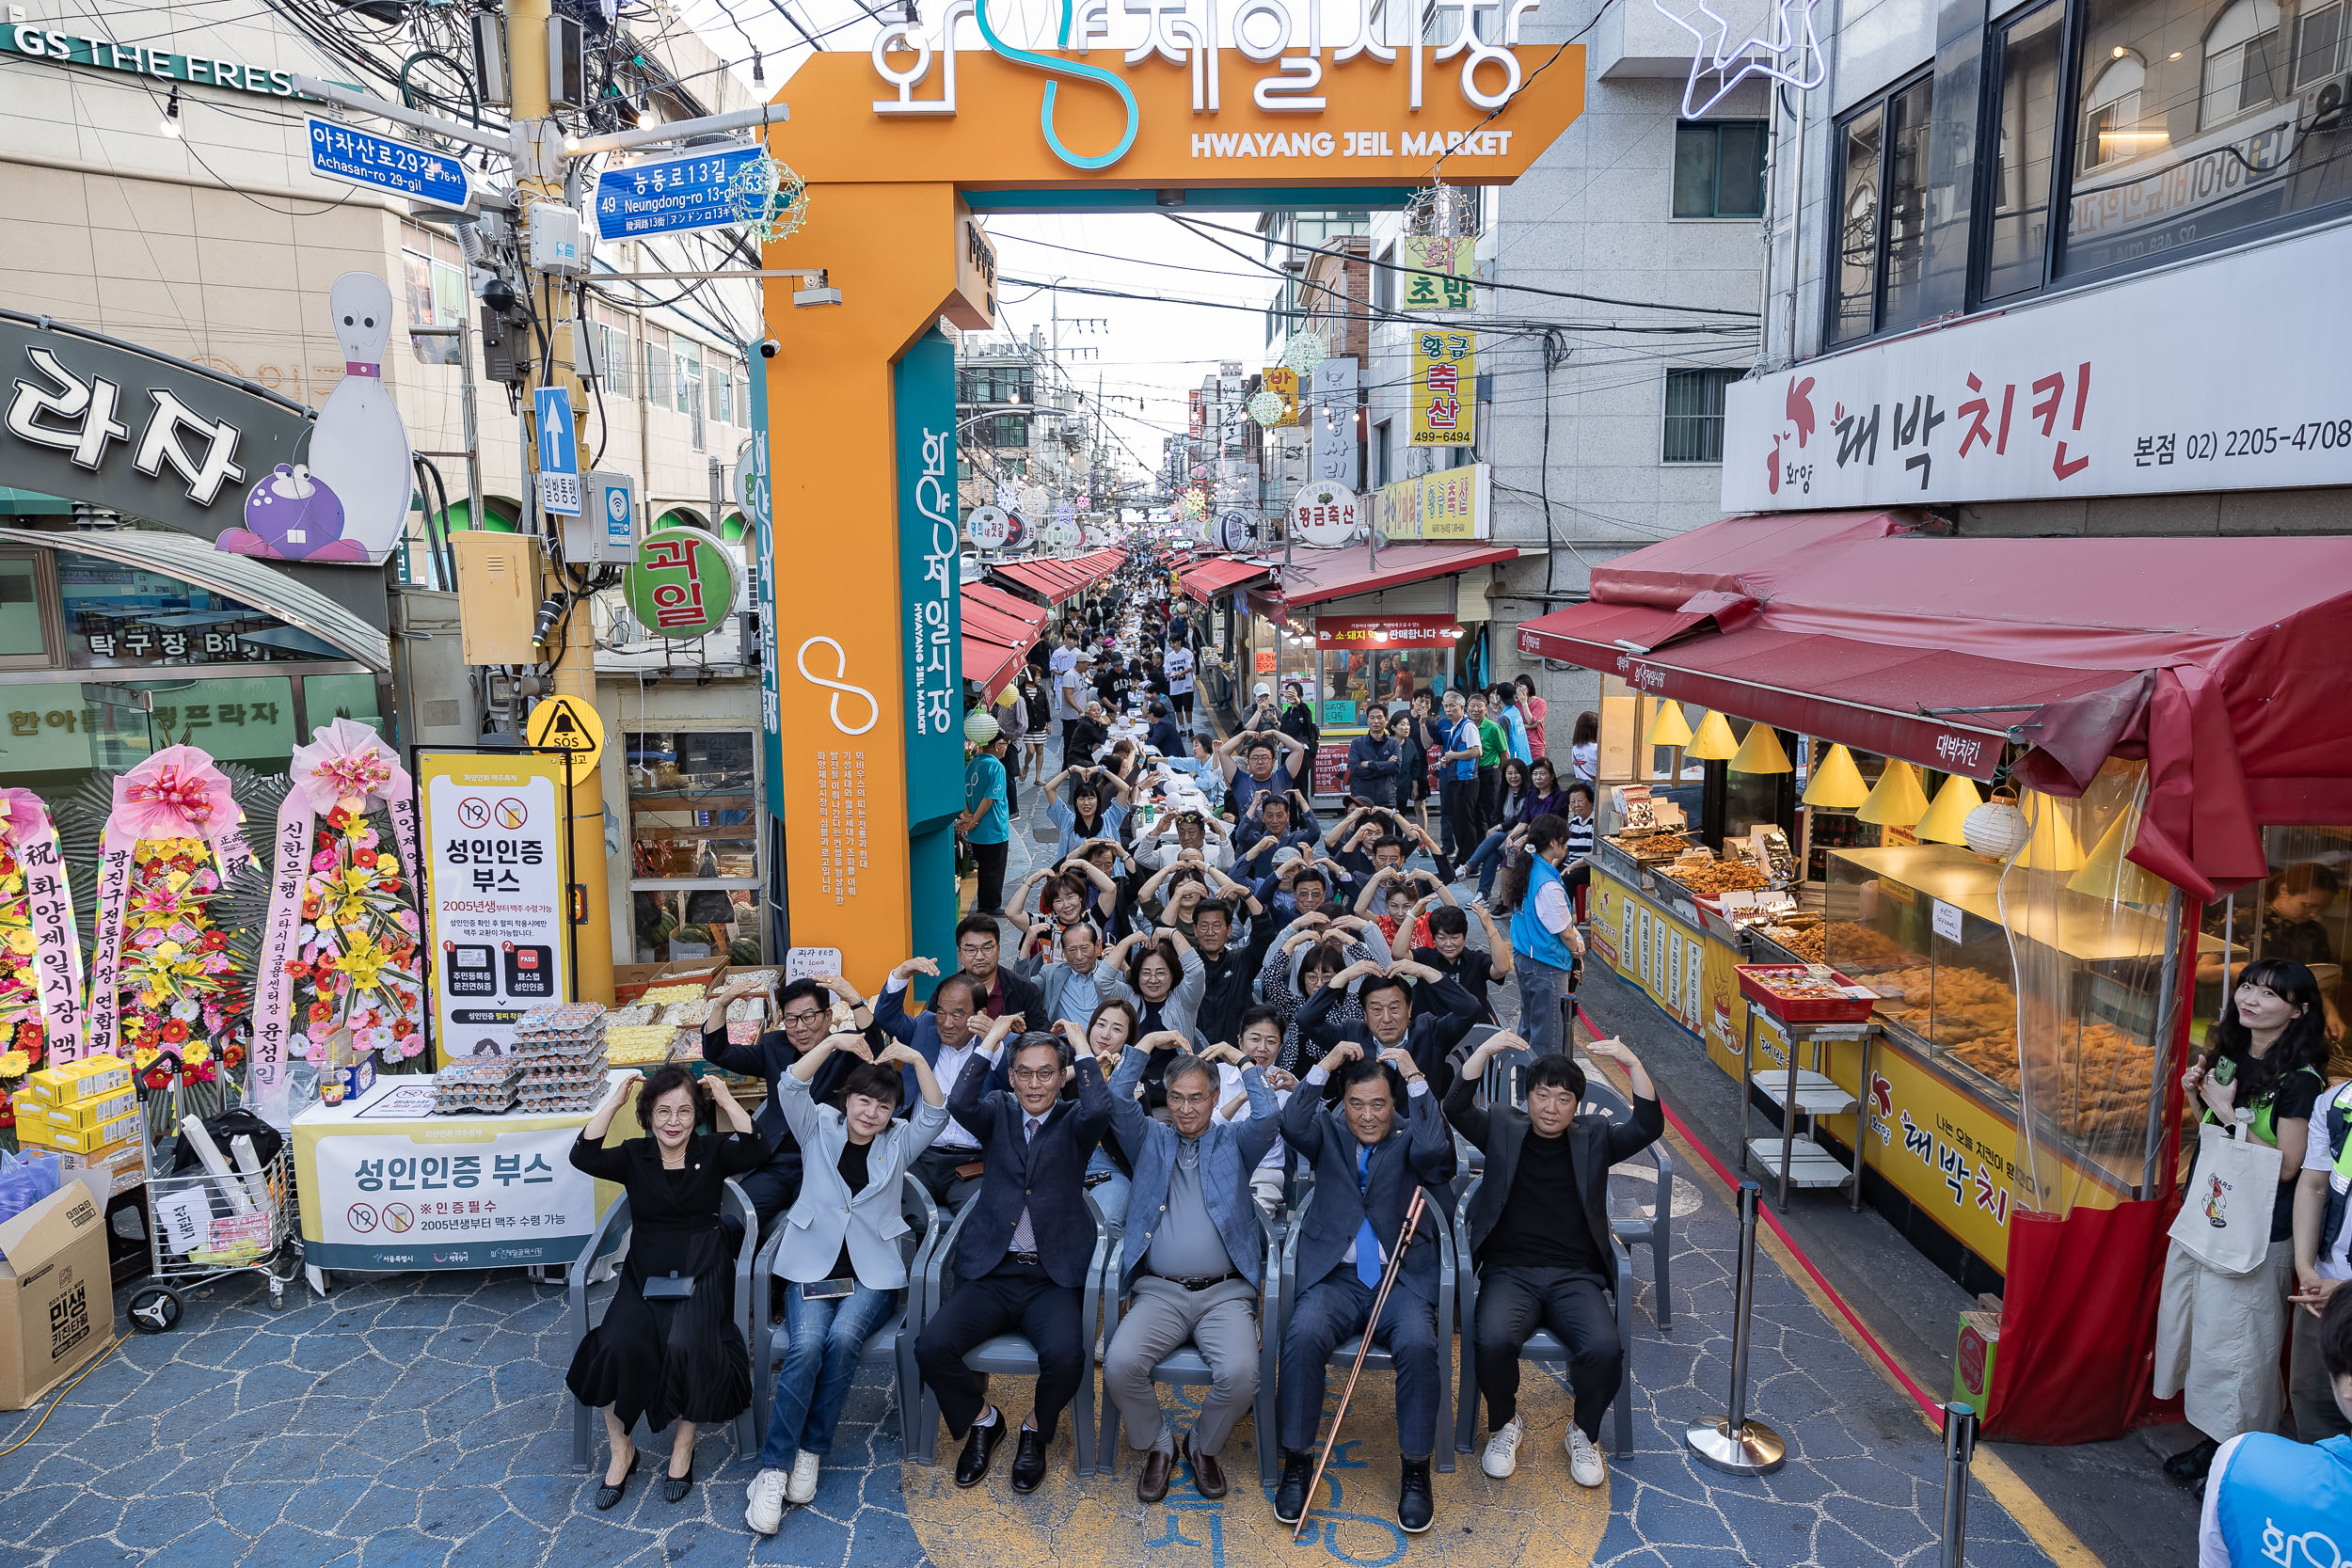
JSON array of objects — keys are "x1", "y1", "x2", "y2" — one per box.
[{"x1": 757, "y1": 338, "x2": 781, "y2": 359}]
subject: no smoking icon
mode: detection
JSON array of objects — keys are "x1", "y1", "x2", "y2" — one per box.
[
  {"x1": 494, "y1": 798, "x2": 528, "y2": 830},
  {"x1": 456, "y1": 797, "x2": 489, "y2": 829}
]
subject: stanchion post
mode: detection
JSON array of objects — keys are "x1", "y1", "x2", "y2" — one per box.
[
  {"x1": 1939, "y1": 1401, "x2": 1978, "y2": 1568},
  {"x1": 1684, "y1": 1180, "x2": 1787, "y2": 1476}
]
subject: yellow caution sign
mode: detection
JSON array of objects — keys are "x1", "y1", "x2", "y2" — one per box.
[{"x1": 525, "y1": 695, "x2": 605, "y2": 782}]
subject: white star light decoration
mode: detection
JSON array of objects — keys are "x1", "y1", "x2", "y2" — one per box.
[{"x1": 1656, "y1": 0, "x2": 1828, "y2": 121}]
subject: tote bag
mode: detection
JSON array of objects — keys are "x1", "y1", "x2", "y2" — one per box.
[{"x1": 2168, "y1": 1117, "x2": 2282, "y2": 1276}]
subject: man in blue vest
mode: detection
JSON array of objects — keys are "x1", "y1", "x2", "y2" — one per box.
[
  {"x1": 1508, "y1": 815, "x2": 1587, "y2": 1060},
  {"x1": 2200, "y1": 1286, "x2": 2352, "y2": 1565}
]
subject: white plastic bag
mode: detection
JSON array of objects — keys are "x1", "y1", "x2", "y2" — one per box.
[{"x1": 2168, "y1": 1117, "x2": 2282, "y2": 1277}]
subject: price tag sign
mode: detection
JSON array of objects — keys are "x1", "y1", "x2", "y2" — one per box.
[{"x1": 1931, "y1": 899, "x2": 1965, "y2": 943}]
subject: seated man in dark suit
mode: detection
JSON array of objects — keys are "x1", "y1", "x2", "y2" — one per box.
[
  {"x1": 913, "y1": 1031, "x2": 1113, "y2": 1494},
  {"x1": 1294, "y1": 960, "x2": 1482, "y2": 1101},
  {"x1": 701, "y1": 974, "x2": 875, "y2": 1227},
  {"x1": 1273, "y1": 1040, "x2": 1455, "y2": 1535},
  {"x1": 1447, "y1": 1031, "x2": 1661, "y2": 1489},
  {"x1": 948, "y1": 912, "x2": 1044, "y2": 1022}
]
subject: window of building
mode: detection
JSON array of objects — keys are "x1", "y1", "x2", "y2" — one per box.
[
  {"x1": 2295, "y1": 0, "x2": 2346, "y2": 85},
  {"x1": 1828, "y1": 75, "x2": 1932, "y2": 343},
  {"x1": 626, "y1": 728, "x2": 761, "y2": 963},
  {"x1": 599, "y1": 317, "x2": 634, "y2": 398},
  {"x1": 1981, "y1": 1, "x2": 2067, "y2": 300},
  {"x1": 1662, "y1": 368, "x2": 1740, "y2": 462},
  {"x1": 2079, "y1": 54, "x2": 2146, "y2": 169},
  {"x1": 400, "y1": 247, "x2": 465, "y2": 367},
  {"x1": 709, "y1": 360, "x2": 733, "y2": 426},
  {"x1": 1374, "y1": 420, "x2": 1393, "y2": 486},
  {"x1": 2201, "y1": 0, "x2": 2281, "y2": 126},
  {"x1": 644, "y1": 326, "x2": 672, "y2": 406},
  {"x1": 1375, "y1": 243, "x2": 1396, "y2": 313},
  {"x1": 1672, "y1": 120, "x2": 1768, "y2": 216}
]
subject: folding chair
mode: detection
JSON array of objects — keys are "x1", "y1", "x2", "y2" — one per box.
[
  {"x1": 912, "y1": 1193, "x2": 1111, "y2": 1477},
  {"x1": 565, "y1": 1178, "x2": 758, "y2": 1469},
  {"x1": 750, "y1": 1173, "x2": 941, "y2": 1457},
  {"x1": 1095, "y1": 1200, "x2": 1282, "y2": 1484},
  {"x1": 1451, "y1": 1176, "x2": 1638, "y2": 1459}
]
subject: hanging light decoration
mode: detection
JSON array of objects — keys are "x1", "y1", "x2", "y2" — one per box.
[
  {"x1": 1856, "y1": 760, "x2": 1930, "y2": 827},
  {"x1": 1684, "y1": 709, "x2": 1740, "y2": 761},
  {"x1": 1961, "y1": 789, "x2": 2031, "y2": 861},
  {"x1": 1279, "y1": 329, "x2": 1328, "y2": 375},
  {"x1": 962, "y1": 709, "x2": 1001, "y2": 746},
  {"x1": 2015, "y1": 789, "x2": 2087, "y2": 872},
  {"x1": 1802, "y1": 744, "x2": 1869, "y2": 808},
  {"x1": 1915, "y1": 774, "x2": 1984, "y2": 846},
  {"x1": 1727, "y1": 722, "x2": 1793, "y2": 774},
  {"x1": 1644, "y1": 702, "x2": 1693, "y2": 748},
  {"x1": 1247, "y1": 389, "x2": 1284, "y2": 426}
]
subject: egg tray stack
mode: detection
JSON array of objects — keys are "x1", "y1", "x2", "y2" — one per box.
[
  {"x1": 512, "y1": 1001, "x2": 611, "y2": 1113},
  {"x1": 435, "y1": 1056, "x2": 521, "y2": 1115}
]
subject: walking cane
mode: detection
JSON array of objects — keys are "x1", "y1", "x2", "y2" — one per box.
[{"x1": 1293, "y1": 1184, "x2": 1429, "y2": 1541}]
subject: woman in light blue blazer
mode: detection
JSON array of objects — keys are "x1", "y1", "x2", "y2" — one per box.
[{"x1": 746, "y1": 1035, "x2": 947, "y2": 1534}]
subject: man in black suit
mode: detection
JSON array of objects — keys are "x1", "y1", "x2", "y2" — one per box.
[
  {"x1": 914, "y1": 1031, "x2": 1113, "y2": 1493},
  {"x1": 1294, "y1": 960, "x2": 1483, "y2": 1101},
  {"x1": 947, "y1": 913, "x2": 1044, "y2": 1022},
  {"x1": 1273, "y1": 1040, "x2": 1455, "y2": 1535},
  {"x1": 699, "y1": 974, "x2": 873, "y2": 1226},
  {"x1": 1446, "y1": 1031, "x2": 1661, "y2": 1491}
]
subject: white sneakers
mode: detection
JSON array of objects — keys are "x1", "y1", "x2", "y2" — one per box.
[
  {"x1": 788, "y1": 1449, "x2": 822, "y2": 1505},
  {"x1": 1566, "y1": 1426, "x2": 1607, "y2": 1488},
  {"x1": 1480, "y1": 1417, "x2": 1523, "y2": 1478},
  {"x1": 745, "y1": 1468, "x2": 788, "y2": 1535}
]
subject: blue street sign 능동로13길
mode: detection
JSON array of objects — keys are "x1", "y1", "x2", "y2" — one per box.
[
  {"x1": 593, "y1": 142, "x2": 771, "y2": 241},
  {"x1": 306, "y1": 116, "x2": 471, "y2": 209}
]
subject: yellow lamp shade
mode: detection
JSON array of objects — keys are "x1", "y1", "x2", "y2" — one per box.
[
  {"x1": 1915, "y1": 774, "x2": 1984, "y2": 845},
  {"x1": 2015, "y1": 789, "x2": 2087, "y2": 873},
  {"x1": 1685, "y1": 709, "x2": 1740, "y2": 760},
  {"x1": 1802, "y1": 744, "x2": 1870, "y2": 809},
  {"x1": 1727, "y1": 722, "x2": 1793, "y2": 774},
  {"x1": 2069, "y1": 811, "x2": 2170, "y2": 904},
  {"x1": 1645, "y1": 702, "x2": 1693, "y2": 748},
  {"x1": 1855, "y1": 759, "x2": 1931, "y2": 827}
]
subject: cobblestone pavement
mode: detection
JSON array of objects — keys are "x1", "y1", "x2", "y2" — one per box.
[{"x1": 0, "y1": 768, "x2": 2061, "y2": 1568}]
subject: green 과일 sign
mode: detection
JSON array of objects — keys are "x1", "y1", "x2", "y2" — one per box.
[{"x1": 624, "y1": 529, "x2": 739, "y2": 639}]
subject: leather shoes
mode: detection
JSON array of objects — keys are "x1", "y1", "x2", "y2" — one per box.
[
  {"x1": 1136, "y1": 1446, "x2": 1173, "y2": 1503},
  {"x1": 1010, "y1": 1426, "x2": 1049, "y2": 1494},
  {"x1": 1184, "y1": 1432, "x2": 1227, "y2": 1499},
  {"x1": 661, "y1": 1456, "x2": 694, "y2": 1504},
  {"x1": 1274, "y1": 1450, "x2": 1315, "y2": 1524},
  {"x1": 2165, "y1": 1436, "x2": 2219, "y2": 1484},
  {"x1": 955, "y1": 1418, "x2": 1004, "y2": 1487},
  {"x1": 1397, "y1": 1456, "x2": 1434, "y2": 1534},
  {"x1": 594, "y1": 1449, "x2": 640, "y2": 1511}
]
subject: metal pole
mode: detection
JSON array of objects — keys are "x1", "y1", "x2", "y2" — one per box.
[
  {"x1": 1685, "y1": 1180, "x2": 1787, "y2": 1476},
  {"x1": 1939, "y1": 1401, "x2": 1978, "y2": 1568}
]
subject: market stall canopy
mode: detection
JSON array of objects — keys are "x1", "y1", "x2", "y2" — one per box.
[
  {"x1": 0, "y1": 525, "x2": 391, "y2": 672},
  {"x1": 961, "y1": 577, "x2": 1050, "y2": 696},
  {"x1": 1515, "y1": 512, "x2": 2352, "y2": 899},
  {"x1": 1178, "y1": 556, "x2": 1271, "y2": 604},
  {"x1": 987, "y1": 547, "x2": 1125, "y2": 605},
  {"x1": 961, "y1": 581, "x2": 1051, "y2": 637},
  {"x1": 1265, "y1": 542, "x2": 1521, "y2": 610}
]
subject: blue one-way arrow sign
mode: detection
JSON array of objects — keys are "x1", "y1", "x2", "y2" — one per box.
[
  {"x1": 534, "y1": 387, "x2": 580, "y2": 517},
  {"x1": 305, "y1": 116, "x2": 471, "y2": 209}
]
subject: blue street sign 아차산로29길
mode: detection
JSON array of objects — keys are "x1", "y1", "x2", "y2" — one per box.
[
  {"x1": 593, "y1": 143, "x2": 771, "y2": 241},
  {"x1": 305, "y1": 116, "x2": 471, "y2": 209}
]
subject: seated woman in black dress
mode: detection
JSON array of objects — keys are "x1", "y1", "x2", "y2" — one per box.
[{"x1": 567, "y1": 1064, "x2": 767, "y2": 1507}]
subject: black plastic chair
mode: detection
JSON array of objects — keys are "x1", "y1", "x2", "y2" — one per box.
[
  {"x1": 564, "y1": 1178, "x2": 757, "y2": 1470},
  {"x1": 749, "y1": 1172, "x2": 941, "y2": 1459},
  {"x1": 911, "y1": 1193, "x2": 1111, "y2": 1476},
  {"x1": 1275, "y1": 1186, "x2": 1457, "y2": 1473},
  {"x1": 1095, "y1": 1199, "x2": 1282, "y2": 1484},
  {"x1": 1450, "y1": 1175, "x2": 1638, "y2": 1459}
]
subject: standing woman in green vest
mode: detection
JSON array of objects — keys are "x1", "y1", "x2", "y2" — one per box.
[
  {"x1": 2154, "y1": 958, "x2": 2330, "y2": 1486},
  {"x1": 1495, "y1": 815, "x2": 1585, "y2": 1061}
]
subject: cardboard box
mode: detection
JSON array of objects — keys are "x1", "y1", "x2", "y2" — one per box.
[
  {"x1": 0, "y1": 1169, "x2": 116, "y2": 1410},
  {"x1": 20, "y1": 1088, "x2": 138, "y2": 1132},
  {"x1": 612, "y1": 958, "x2": 726, "y2": 1005},
  {"x1": 19, "y1": 1112, "x2": 144, "y2": 1155},
  {"x1": 55, "y1": 1144, "x2": 146, "y2": 1198},
  {"x1": 21, "y1": 1055, "x2": 131, "y2": 1106}
]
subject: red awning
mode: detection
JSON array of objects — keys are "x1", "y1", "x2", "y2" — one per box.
[
  {"x1": 1516, "y1": 513, "x2": 2352, "y2": 898},
  {"x1": 1264, "y1": 542, "x2": 1519, "y2": 609},
  {"x1": 960, "y1": 598, "x2": 1040, "y2": 649},
  {"x1": 962, "y1": 581, "x2": 1049, "y2": 636},
  {"x1": 988, "y1": 549, "x2": 1124, "y2": 605},
  {"x1": 1179, "y1": 556, "x2": 1270, "y2": 603},
  {"x1": 961, "y1": 636, "x2": 1028, "y2": 695}
]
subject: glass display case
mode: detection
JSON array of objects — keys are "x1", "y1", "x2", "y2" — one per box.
[{"x1": 1821, "y1": 842, "x2": 2189, "y2": 1180}]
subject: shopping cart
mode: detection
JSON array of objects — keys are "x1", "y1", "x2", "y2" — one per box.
[{"x1": 125, "y1": 1120, "x2": 304, "y2": 1333}]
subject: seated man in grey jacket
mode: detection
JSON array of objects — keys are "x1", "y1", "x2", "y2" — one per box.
[{"x1": 1101, "y1": 1042, "x2": 1279, "y2": 1503}]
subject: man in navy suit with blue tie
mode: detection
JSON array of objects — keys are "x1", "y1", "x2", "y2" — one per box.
[
  {"x1": 914, "y1": 1031, "x2": 1112, "y2": 1494},
  {"x1": 1273, "y1": 1024, "x2": 1455, "y2": 1535}
]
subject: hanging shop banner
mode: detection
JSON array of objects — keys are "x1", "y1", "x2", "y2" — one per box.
[
  {"x1": 0, "y1": 789, "x2": 82, "y2": 1070},
  {"x1": 419, "y1": 752, "x2": 571, "y2": 1067},
  {"x1": 626, "y1": 528, "x2": 740, "y2": 639},
  {"x1": 85, "y1": 746, "x2": 250, "y2": 1070},
  {"x1": 1313, "y1": 614, "x2": 1459, "y2": 650},
  {"x1": 1261, "y1": 366, "x2": 1302, "y2": 427},
  {"x1": 291, "y1": 1080, "x2": 618, "y2": 1272},
  {"x1": 1410, "y1": 328, "x2": 1475, "y2": 447},
  {"x1": 1290, "y1": 482, "x2": 1360, "y2": 546},
  {"x1": 1399, "y1": 236, "x2": 1475, "y2": 310},
  {"x1": 1310, "y1": 357, "x2": 1361, "y2": 486},
  {"x1": 1373, "y1": 461, "x2": 1489, "y2": 541},
  {"x1": 250, "y1": 720, "x2": 423, "y2": 1126}
]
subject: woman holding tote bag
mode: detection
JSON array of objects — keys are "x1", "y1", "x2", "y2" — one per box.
[{"x1": 2153, "y1": 958, "x2": 2330, "y2": 1486}]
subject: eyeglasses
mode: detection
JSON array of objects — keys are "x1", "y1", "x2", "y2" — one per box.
[
  {"x1": 1009, "y1": 1066, "x2": 1062, "y2": 1084},
  {"x1": 957, "y1": 941, "x2": 997, "y2": 956},
  {"x1": 781, "y1": 1009, "x2": 825, "y2": 1026},
  {"x1": 1165, "y1": 1090, "x2": 1216, "y2": 1110}
]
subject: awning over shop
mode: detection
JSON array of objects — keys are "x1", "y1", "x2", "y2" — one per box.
[
  {"x1": 961, "y1": 581, "x2": 1051, "y2": 636},
  {"x1": 1263, "y1": 542, "x2": 1520, "y2": 609},
  {"x1": 961, "y1": 636, "x2": 1029, "y2": 697},
  {"x1": 0, "y1": 525, "x2": 391, "y2": 672},
  {"x1": 960, "y1": 597, "x2": 1041, "y2": 649},
  {"x1": 988, "y1": 548, "x2": 1124, "y2": 604},
  {"x1": 1178, "y1": 556, "x2": 1270, "y2": 603},
  {"x1": 1515, "y1": 512, "x2": 2352, "y2": 898}
]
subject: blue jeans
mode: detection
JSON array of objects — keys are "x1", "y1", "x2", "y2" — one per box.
[
  {"x1": 1086, "y1": 1147, "x2": 1132, "y2": 1228},
  {"x1": 1518, "y1": 954, "x2": 1570, "y2": 1060},
  {"x1": 757, "y1": 1281, "x2": 900, "y2": 1469},
  {"x1": 1462, "y1": 827, "x2": 1510, "y2": 896}
]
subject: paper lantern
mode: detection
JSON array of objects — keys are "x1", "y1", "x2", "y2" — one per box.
[
  {"x1": 1856, "y1": 759, "x2": 1930, "y2": 827},
  {"x1": 1962, "y1": 792, "x2": 2030, "y2": 861},
  {"x1": 1727, "y1": 722, "x2": 1792, "y2": 774},
  {"x1": 1802, "y1": 744, "x2": 1869, "y2": 809},
  {"x1": 1247, "y1": 390, "x2": 1284, "y2": 426},
  {"x1": 962, "y1": 709, "x2": 1001, "y2": 746},
  {"x1": 1644, "y1": 702, "x2": 1693, "y2": 748},
  {"x1": 2069, "y1": 812, "x2": 2169, "y2": 904},
  {"x1": 2015, "y1": 789, "x2": 2087, "y2": 873},
  {"x1": 1685, "y1": 709, "x2": 1740, "y2": 760},
  {"x1": 1915, "y1": 774, "x2": 1983, "y2": 845}
]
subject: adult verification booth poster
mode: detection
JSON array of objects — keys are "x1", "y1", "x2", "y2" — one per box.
[{"x1": 418, "y1": 752, "x2": 573, "y2": 1067}]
